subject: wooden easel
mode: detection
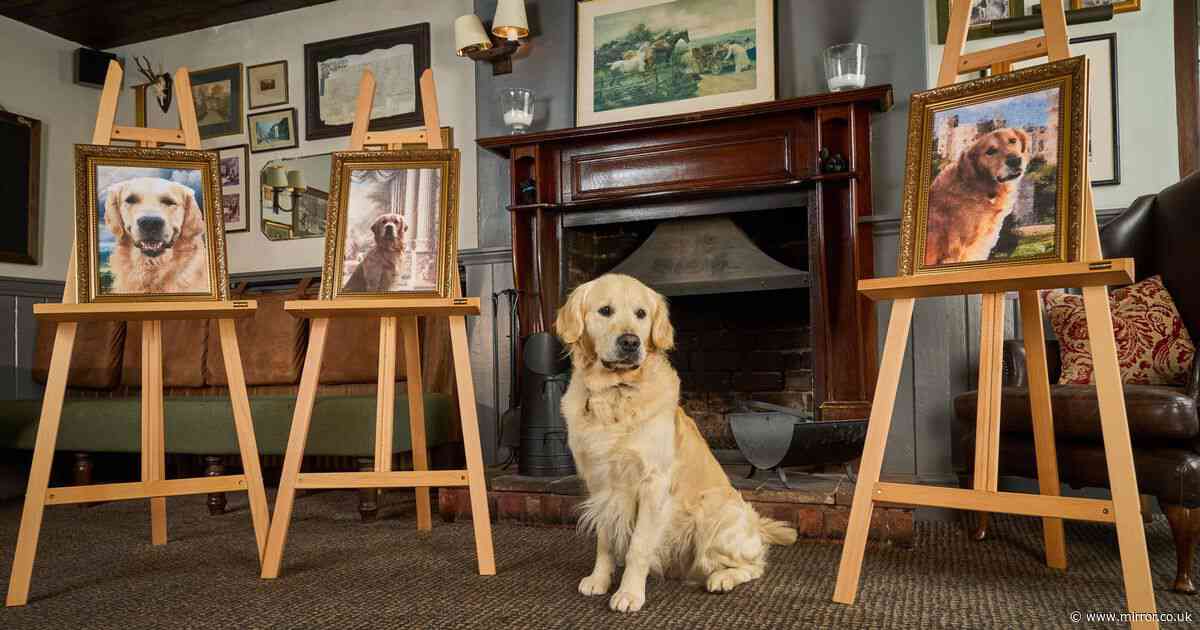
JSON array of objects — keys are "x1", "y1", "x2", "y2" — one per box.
[
  {"x1": 833, "y1": 1, "x2": 1158, "y2": 627},
  {"x1": 260, "y1": 68, "x2": 496, "y2": 579},
  {"x1": 5, "y1": 61, "x2": 272, "y2": 607}
]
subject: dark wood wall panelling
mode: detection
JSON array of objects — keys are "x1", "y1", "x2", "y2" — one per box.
[
  {"x1": 0, "y1": 278, "x2": 61, "y2": 400},
  {"x1": 0, "y1": 1, "x2": 335, "y2": 49}
]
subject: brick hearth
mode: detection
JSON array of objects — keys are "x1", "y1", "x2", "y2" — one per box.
[{"x1": 438, "y1": 470, "x2": 913, "y2": 546}]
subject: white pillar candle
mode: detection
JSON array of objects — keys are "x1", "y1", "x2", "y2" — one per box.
[
  {"x1": 503, "y1": 108, "x2": 533, "y2": 128},
  {"x1": 828, "y1": 73, "x2": 866, "y2": 92}
]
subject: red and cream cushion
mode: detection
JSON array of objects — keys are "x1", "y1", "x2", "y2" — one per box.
[{"x1": 1042, "y1": 275, "x2": 1196, "y2": 386}]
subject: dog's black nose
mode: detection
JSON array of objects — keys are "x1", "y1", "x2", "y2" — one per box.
[
  {"x1": 1005, "y1": 155, "x2": 1023, "y2": 168},
  {"x1": 617, "y1": 334, "x2": 640, "y2": 354},
  {"x1": 136, "y1": 215, "x2": 166, "y2": 235}
]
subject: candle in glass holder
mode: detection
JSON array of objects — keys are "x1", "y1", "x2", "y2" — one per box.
[
  {"x1": 824, "y1": 43, "x2": 868, "y2": 92},
  {"x1": 503, "y1": 108, "x2": 533, "y2": 128},
  {"x1": 499, "y1": 87, "x2": 534, "y2": 134}
]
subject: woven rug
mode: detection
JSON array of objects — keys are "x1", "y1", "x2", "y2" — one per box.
[{"x1": 0, "y1": 490, "x2": 1195, "y2": 629}]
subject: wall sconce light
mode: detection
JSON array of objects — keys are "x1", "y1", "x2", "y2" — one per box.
[
  {"x1": 265, "y1": 166, "x2": 307, "y2": 215},
  {"x1": 456, "y1": 0, "x2": 529, "y2": 76}
]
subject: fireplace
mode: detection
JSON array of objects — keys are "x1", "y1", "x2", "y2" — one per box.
[{"x1": 478, "y1": 85, "x2": 894, "y2": 424}]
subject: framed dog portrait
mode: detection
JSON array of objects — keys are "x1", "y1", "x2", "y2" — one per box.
[
  {"x1": 190, "y1": 63, "x2": 243, "y2": 140},
  {"x1": 216, "y1": 144, "x2": 249, "y2": 233},
  {"x1": 74, "y1": 144, "x2": 228, "y2": 303},
  {"x1": 898, "y1": 57, "x2": 1088, "y2": 275},
  {"x1": 320, "y1": 149, "x2": 459, "y2": 300}
]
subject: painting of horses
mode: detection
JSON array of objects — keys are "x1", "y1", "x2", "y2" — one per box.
[{"x1": 576, "y1": 0, "x2": 775, "y2": 126}]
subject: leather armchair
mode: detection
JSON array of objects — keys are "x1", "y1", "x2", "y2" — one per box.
[{"x1": 954, "y1": 171, "x2": 1200, "y2": 594}]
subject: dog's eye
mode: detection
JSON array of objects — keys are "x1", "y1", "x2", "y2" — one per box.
[
  {"x1": 124, "y1": 195, "x2": 139, "y2": 205},
  {"x1": 159, "y1": 197, "x2": 177, "y2": 206},
  {"x1": 598, "y1": 306, "x2": 613, "y2": 317},
  {"x1": 985, "y1": 147, "x2": 998, "y2": 155},
  {"x1": 635, "y1": 308, "x2": 647, "y2": 319}
]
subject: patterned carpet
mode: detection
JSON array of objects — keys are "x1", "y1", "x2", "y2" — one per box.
[{"x1": 0, "y1": 490, "x2": 1196, "y2": 629}]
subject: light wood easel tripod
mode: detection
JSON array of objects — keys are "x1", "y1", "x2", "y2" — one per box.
[
  {"x1": 260, "y1": 68, "x2": 496, "y2": 579},
  {"x1": 832, "y1": 1, "x2": 1158, "y2": 627},
  {"x1": 5, "y1": 61, "x2": 271, "y2": 607}
]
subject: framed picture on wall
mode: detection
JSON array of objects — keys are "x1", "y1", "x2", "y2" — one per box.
[
  {"x1": 190, "y1": 63, "x2": 244, "y2": 139},
  {"x1": 248, "y1": 108, "x2": 299, "y2": 153},
  {"x1": 0, "y1": 111, "x2": 40, "y2": 264},
  {"x1": 303, "y1": 23, "x2": 431, "y2": 140},
  {"x1": 575, "y1": 0, "x2": 776, "y2": 126},
  {"x1": 898, "y1": 58, "x2": 1088, "y2": 275},
  {"x1": 246, "y1": 60, "x2": 289, "y2": 109},
  {"x1": 1015, "y1": 34, "x2": 1120, "y2": 186},
  {"x1": 1072, "y1": 0, "x2": 1140, "y2": 13},
  {"x1": 216, "y1": 144, "x2": 250, "y2": 233},
  {"x1": 936, "y1": 0, "x2": 1025, "y2": 44}
]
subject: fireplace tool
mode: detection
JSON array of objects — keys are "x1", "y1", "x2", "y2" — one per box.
[{"x1": 728, "y1": 401, "x2": 868, "y2": 488}]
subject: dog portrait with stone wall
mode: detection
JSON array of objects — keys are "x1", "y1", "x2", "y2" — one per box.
[{"x1": 320, "y1": 149, "x2": 459, "y2": 299}]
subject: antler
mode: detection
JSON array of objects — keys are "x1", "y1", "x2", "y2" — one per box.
[{"x1": 134, "y1": 56, "x2": 158, "y2": 83}]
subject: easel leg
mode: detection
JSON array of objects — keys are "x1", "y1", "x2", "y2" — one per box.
[
  {"x1": 262, "y1": 318, "x2": 329, "y2": 579},
  {"x1": 449, "y1": 315, "x2": 496, "y2": 575},
  {"x1": 402, "y1": 316, "x2": 432, "y2": 531},
  {"x1": 1082, "y1": 287, "x2": 1158, "y2": 626},
  {"x1": 834, "y1": 298, "x2": 915, "y2": 604},
  {"x1": 375, "y1": 316, "x2": 397, "y2": 478},
  {"x1": 6, "y1": 323, "x2": 77, "y2": 607},
  {"x1": 218, "y1": 319, "x2": 271, "y2": 561},
  {"x1": 1018, "y1": 290, "x2": 1067, "y2": 570},
  {"x1": 142, "y1": 321, "x2": 167, "y2": 546},
  {"x1": 973, "y1": 293, "x2": 1004, "y2": 494}
]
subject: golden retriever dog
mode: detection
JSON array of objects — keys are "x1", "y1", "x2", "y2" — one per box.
[
  {"x1": 343, "y1": 213, "x2": 406, "y2": 292},
  {"x1": 105, "y1": 177, "x2": 210, "y2": 294},
  {"x1": 556, "y1": 274, "x2": 797, "y2": 613},
  {"x1": 924, "y1": 127, "x2": 1030, "y2": 266}
]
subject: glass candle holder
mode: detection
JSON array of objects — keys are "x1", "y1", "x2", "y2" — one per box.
[
  {"x1": 500, "y1": 87, "x2": 534, "y2": 134},
  {"x1": 824, "y1": 43, "x2": 868, "y2": 92}
]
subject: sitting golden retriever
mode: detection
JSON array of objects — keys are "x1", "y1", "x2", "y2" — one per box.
[
  {"x1": 556, "y1": 274, "x2": 797, "y2": 613},
  {"x1": 924, "y1": 127, "x2": 1030, "y2": 266},
  {"x1": 343, "y1": 213, "x2": 406, "y2": 292},
  {"x1": 105, "y1": 177, "x2": 210, "y2": 294}
]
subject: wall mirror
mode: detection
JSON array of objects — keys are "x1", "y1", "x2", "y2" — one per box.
[{"x1": 260, "y1": 153, "x2": 332, "y2": 241}]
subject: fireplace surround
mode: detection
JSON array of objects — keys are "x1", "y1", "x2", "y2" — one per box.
[{"x1": 478, "y1": 85, "x2": 894, "y2": 424}]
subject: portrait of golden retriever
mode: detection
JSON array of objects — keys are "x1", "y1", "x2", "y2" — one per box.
[
  {"x1": 342, "y1": 213, "x2": 406, "y2": 292},
  {"x1": 103, "y1": 176, "x2": 211, "y2": 295},
  {"x1": 924, "y1": 127, "x2": 1030, "y2": 266},
  {"x1": 555, "y1": 274, "x2": 797, "y2": 613}
]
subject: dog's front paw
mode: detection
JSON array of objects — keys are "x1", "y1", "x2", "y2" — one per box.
[
  {"x1": 705, "y1": 568, "x2": 751, "y2": 593},
  {"x1": 578, "y1": 574, "x2": 610, "y2": 596},
  {"x1": 609, "y1": 589, "x2": 645, "y2": 613}
]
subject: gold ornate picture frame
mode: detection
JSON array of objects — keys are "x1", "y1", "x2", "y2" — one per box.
[
  {"x1": 898, "y1": 57, "x2": 1088, "y2": 276},
  {"x1": 320, "y1": 149, "x2": 459, "y2": 300},
  {"x1": 74, "y1": 144, "x2": 228, "y2": 303}
]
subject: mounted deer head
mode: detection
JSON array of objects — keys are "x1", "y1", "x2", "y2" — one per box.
[{"x1": 134, "y1": 56, "x2": 173, "y2": 113}]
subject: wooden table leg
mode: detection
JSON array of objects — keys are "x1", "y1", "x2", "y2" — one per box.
[
  {"x1": 1018, "y1": 290, "x2": 1067, "y2": 570},
  {"x1": 142, "y1": 320, "x2": 167, "y2": 546},
  {"x1": 6, "y1": 323, "x2": 77, "y2": 607},
  {"x1": 450, "y1": 315, "x2": 496, "y2": 575},
  {"x1": 218, "y1": 318, "x2": 271, "y2": 561},
  {"x1": 1082, "y1": 286, "x2": 1158, "y2": 628},
  {"x1": 261, "y1": 318, "x2": 329, "y2": 579},
  {"x1": 402, "y1": 316, "x2": 432, "y2": 531},
  {"x1": 833, "y1": 298, "x2": 915, "y2": 604}
]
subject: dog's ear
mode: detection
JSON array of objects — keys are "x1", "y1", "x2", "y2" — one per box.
[
  {"x1": 104, "y1": 185, "x2": 127, "y2": 239},
  {"x1": 650, "y1": 291, "x2": 675, "y2": 352},
  {"x1": 179, "y1": 187, "x2": 206, "y2": 241},
  {"x1": 1013, "y1": 128, "x2": 1030, "y2": 155},
  {"x1": 555, "y1": 281, "x2": 591, "y2": 345}
]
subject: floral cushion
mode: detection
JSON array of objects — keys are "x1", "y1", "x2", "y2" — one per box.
[{"x1": 1043, "y1": 275, "x2": 1196, "y2": 386}]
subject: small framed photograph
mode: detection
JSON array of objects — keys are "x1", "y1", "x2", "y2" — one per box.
[
  {"x1": 190, "y1": 63, "x2": 243, "y2": 140},
  {"x1": 936, "y1": 0, "x2": 1025, "y2": 44},
  {"x1": 320, "y1": 149, "x2": 459, "y2": 299},
  {"x1": 74, "y1": 144, "x2": 228, "y2": 303},
  {"x1": 215, "y1": 144, "x2": 250, "y2": 232},
  {"x1": 1072, "y1": 0, "x2": 1140, "y2": 13},
  {"x1": 247, "y1": 60, "x2": 289, "y2": 109},
  {"x1": 898, "y1": 57, "x2": 1088, "y2": 275},
  {"x1": 248, "y1": 108, "x2": 299, "y2": 153}
]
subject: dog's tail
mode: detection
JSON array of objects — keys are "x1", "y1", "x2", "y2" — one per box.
[{"x1": 758, "y1": 515, "x2": 798, "y2": 546}]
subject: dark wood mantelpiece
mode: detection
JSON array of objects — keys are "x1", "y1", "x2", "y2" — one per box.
[{"x1": 478, "y1": 85, "x2": 894, "y2": 421}]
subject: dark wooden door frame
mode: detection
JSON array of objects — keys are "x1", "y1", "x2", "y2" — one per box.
[{"x1": 1177, "y1": 0, "x2": 1199, "y2": 177}]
